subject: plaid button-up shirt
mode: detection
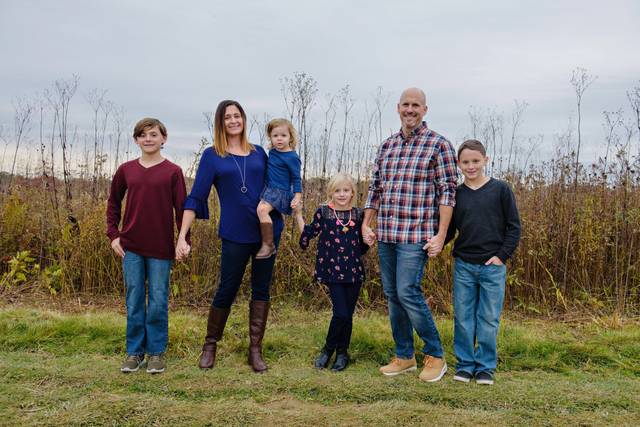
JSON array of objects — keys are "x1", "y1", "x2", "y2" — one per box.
[{"x1": 364, "y1": 122, "x2": 458, "y2": 244}]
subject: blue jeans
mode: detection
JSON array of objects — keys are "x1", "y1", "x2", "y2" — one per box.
[
  {"x1": 453, "y1": 258, "x2": 506, "y2": 375},
  {"x1": 211, "y1": 239, "x2": 279, "y2": 308},
  {"x1": 378, "y1": 242, "x2": 443, "y2": 359},
  {"x1": 123, "y1": 251, "x2": 173, "y2": 357}
]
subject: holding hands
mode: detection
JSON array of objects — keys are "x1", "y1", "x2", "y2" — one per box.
[
  {"x1": 293, "y1": 200, "x2": 305, "y2": 233},
  {"x1": 423, "y1": 234, "x2": 445, "y2": 258},
  {"x1": 290, "y1": 193, "x2": 303, "y2": 210},
  {"x1": 175, "y1": 236, "x2": 191, "y2": 261},
  {"x1": 361, "y1": 224, "x2": 376, "y2": 247}
]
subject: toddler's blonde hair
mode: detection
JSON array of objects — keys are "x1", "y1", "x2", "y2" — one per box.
[{"x1": 266, "y1": 118, "x2": 298, "y2": 150}]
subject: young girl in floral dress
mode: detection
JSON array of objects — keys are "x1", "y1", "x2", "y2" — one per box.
[{"x1": 294, "y1": 173, "x2": 370, "y2": 371}]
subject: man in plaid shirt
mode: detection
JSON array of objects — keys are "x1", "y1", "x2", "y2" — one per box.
[{"x1": 363, "y1": 87, "x2": 457, "y2": 382}]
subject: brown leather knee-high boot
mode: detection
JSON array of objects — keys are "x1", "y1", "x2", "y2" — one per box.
[
  {"x1": 248, "y1": 300, "x2": 270, "y2": 373},
  {"x1": 198, "y1": 306, "x2": 231, "y2": 369}
]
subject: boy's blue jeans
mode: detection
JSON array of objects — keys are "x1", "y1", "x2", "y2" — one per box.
[
  {"x1": 453, "y1": 258, "x2": 506, "y2": 375},
  {"x1": 123, "y1": 251, "x2": 172, "y2": 357},
  {"x1": 378, "y1": 242, "x2": 444, "y2": 359}
]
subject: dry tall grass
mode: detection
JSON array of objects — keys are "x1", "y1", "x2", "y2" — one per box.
[{"x1": 1, "y1": 148, "x2": 638, "y2": 316}]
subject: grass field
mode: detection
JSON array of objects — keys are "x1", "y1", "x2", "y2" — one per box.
[{"x1": 1, "y1": 301, "x2": 639, "y2": 426}]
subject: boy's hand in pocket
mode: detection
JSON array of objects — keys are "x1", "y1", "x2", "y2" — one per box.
[{"x1": 484, "y1": 256, "x2": 504, "y2": 266}]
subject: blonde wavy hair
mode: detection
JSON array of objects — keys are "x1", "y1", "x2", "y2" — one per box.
[{"x1": 266, "y1": 118, "x2": 298, "y2": 150}]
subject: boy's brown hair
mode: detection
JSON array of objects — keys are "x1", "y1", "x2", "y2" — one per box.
[
  {"x1": 266, "y1": 118, "x2": 299, "y2": 150},
  {"x1": 133, "y1": 118, "x2": 167, "y2": 139},
  {"x1": 457, "y1": 139, "x2": 486, "y2": 158}
]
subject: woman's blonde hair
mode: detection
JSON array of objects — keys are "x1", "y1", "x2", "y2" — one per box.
[
  {"x1": 266, "y1": 118, "x2": 298, "y2": 150},
  {"x1": 326, "y1": 173, "x2": 357, "y2": 206},
  {"x1": 213, "y1": 100, "x2": 254, "y2": 157}
]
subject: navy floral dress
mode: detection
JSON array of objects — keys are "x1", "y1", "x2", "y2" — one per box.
[{"x1": 299, "y1": 205, "x2": 369, "y2": 284}]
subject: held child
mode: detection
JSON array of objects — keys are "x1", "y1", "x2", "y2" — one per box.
[
  {"x1": 446, "y1": 139, "x2": 521, "y2": 385},
  {"x1": 294, "y1": 173, "x2": 370, "y2": 371},
  {"x1": 106, "y1": 118, "x2": 188, "y2": 374},
  {"x1": 256, "y1": 118, "x2": 302, "y2": 259}
]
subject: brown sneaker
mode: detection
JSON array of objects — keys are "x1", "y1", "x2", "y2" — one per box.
[
  {"x1": 418, "y1": 355, "x2": 447, "y2": 382},
  {"x1": 379, "y1": 356, "x2": 417, "y2": 376},
  {"x1": 120, "y1": 355, "x2": 144, "y2": 373},
  {"x1": 146, "y1": 354, "x2": 166, "y2": 374}
]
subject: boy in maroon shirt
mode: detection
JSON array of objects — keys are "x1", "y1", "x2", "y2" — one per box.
[{"x1": 107, "y1": 118, "x2": 187, "y2": 374}]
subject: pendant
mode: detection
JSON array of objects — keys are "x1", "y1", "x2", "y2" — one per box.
[
  {"x1": 240, "y1": 186, "x2": 247, "y2": 193},
  {"x1": 342, "y1": 226, "x2": 349, "y2": 233}
]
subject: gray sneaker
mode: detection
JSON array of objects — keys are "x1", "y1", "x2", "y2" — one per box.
[
  {"x1": 146, "y1": 354, "x2": 166, "y2": 374},
  {"x1": 120, "y1": 355, "x2": 144, "y2": 373}
]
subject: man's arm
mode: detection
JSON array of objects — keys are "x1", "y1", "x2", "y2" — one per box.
[
  {"x1": 424, "y1": 204, "x2": 453, "y2": 257},
  {"x1": 362, "y1": 142, "x2": 386, "y2": 246},
  {"x1": 362, "y1": 208, "x2": 377, "y2": 246},
  {"x1": 425, "y1": 137, "x2": 458, "y2": 257}
]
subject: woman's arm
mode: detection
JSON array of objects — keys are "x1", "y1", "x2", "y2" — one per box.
[
  {"x1": 293, "y1": 206, "x2": 305, "y2": 234},
  {"x1": 176, "y1": 210, "x2": 195, "y2": 260},
  {"x1": 289, "y1": 153, "x2": 303, "y2": 209}
]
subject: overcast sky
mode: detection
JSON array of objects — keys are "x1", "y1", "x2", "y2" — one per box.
[{"x1": 1, "y1": 0, "x2": 639, "y2": 169}]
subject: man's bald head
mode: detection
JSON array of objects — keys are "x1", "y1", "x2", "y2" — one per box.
[{"x1": 399, "y1": 88, "x2": 427, "y2": 105}]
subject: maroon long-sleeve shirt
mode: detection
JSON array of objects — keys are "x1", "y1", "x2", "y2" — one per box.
[{"x1": 106, "y1": 159, "x2": 187, "y2": 260}]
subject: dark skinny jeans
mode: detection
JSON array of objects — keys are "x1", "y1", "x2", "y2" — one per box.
[
  {"x1": 324, "y1": 282, "x2": 362, "y2": 352},
  {"x1": 212, "y1": 239, "x2": 278, "y2": 308}
]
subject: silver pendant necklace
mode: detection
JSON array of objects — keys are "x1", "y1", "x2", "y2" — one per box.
[{"x1": 230, "y1": 153, "x2": 248, "y2": 193}]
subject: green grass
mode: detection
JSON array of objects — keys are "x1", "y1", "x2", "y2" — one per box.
[{"x1": 1, "y1": 303, "x2": 639, "y2": 426}]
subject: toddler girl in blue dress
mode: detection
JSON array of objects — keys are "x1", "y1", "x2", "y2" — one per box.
[{"x1": 256, "y1": 118, "x2": 302, "y2": 258}]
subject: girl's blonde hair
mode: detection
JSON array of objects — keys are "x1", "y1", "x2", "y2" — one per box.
[
  {"x1": 213, "y1": 100, "x2": 254, "y2": 157},
  {"x1": 326, "y1": 173, "x2": 357, "y2": 206},
  {"x1": 266, "y1": 118, "x2": 298, "y2": 150}
]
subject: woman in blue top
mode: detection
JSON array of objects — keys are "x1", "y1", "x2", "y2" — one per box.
[{"x1": 176, "y1": 100, "x2": 283, "y2": 373}]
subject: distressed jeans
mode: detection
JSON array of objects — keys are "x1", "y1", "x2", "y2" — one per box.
[
  {"x1": 378, "y1": 242, "x2": 444, "y2": 359},
  {"x1": 453, "y1": 258, "x2": 506, "y2": 374},
  {"x1": 123, "y1": 251, "x2": 172, "y2": 356}
]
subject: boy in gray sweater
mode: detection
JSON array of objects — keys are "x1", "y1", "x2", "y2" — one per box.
[{"x1": 446, "y1": 139, "x2": 521, "y2": 385}]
